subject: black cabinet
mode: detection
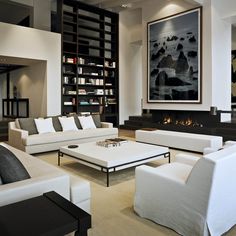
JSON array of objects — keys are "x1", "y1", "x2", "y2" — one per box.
[{"x1": 57, "y1": 0, "x2": 119, "y2": 127}]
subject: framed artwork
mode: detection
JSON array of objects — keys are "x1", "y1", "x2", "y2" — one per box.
[{"x1": 147, "y1": 7, "x2": 202, "y2": 103}]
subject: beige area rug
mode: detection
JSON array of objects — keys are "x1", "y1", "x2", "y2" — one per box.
[{"x1": 35, "y1": 146, "x2": 236, "y2": 236}]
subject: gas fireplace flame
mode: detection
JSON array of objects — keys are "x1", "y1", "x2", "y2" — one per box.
[
  {"x1": 162, "y1": 116, "x2": 203, "y2": 127},
  {"x1": 163, "y1": 117, "x2": 172, "y2": 124}
]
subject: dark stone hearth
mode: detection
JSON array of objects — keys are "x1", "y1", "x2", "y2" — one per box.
[{"x1": 122, "y1": 110, "x2": 236, "y2": 142}]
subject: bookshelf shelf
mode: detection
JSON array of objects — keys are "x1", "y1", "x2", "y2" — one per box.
[{"x1": 58, "y1": 0, "x2": 119, "y2": 127}]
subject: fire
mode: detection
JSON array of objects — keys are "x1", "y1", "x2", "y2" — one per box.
[
  {"x1": 163, "y1": 117, "x2": 172, "y2": 124},
  {"x1": 162, "y1": 116, "x2": 202, "y2": 127}
]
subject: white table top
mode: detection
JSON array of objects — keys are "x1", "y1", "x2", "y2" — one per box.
[{"x1": 60, "y1": 141, "x2": 169, "y2": 168}]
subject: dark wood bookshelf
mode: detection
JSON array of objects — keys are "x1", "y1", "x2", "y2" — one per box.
[{"x1": 57, "y1": 0, "x2": 119, "y2": 127}]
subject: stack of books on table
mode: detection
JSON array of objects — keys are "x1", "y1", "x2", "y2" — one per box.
[{"x1": 96, "y1": 138, "x2": 128, "y2": 148}]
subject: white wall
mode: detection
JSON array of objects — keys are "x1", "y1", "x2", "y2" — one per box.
[
  {"x1": 10, "y1": 0, "x2": 51, "y2": 31},
  {"x1": 119, "y1": 9, "x2": 142, "y2": 124},
  {"x1": 211, "y1": 1, "x2": 231, "y2": 111},
  {"x1": 10, "y1": 62, "x2": 47, "y2": 117},
  {"x1": 0, "y1": 22, "x2": 61, "y2": 117}
]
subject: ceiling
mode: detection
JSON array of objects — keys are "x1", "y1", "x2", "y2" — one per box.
[
  {"x1": 80, "y1": 0, "x2": 199, "y2": 11},
  {"x1": 0, "y1": 0, "x2": 31, "y2": 25}
]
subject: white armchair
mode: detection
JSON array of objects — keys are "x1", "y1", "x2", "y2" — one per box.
[{"x1": 134, "y1": 145, "x2": 236, "y2": 236}]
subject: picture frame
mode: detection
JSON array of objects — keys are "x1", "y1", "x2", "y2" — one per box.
[{"x1": 147, "y1": 7, "x2": 202, "y2": 103}]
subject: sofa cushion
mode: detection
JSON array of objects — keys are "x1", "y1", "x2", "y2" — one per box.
[
  {"x1": 92, "y1": 114, "x2": 102, "y2": 128},
  {"x1": 59, "y1": 117, "x2": 78, "y2": 131},
  {"x1": 48, "y1": 116, "x2": 63, "y2": 132},
  {"x1": 18, "y1": 118, "x2": 38, "y2": 135},
  {"x1": 78, "y1": 116, "x2": 96, "y2": 129},
  {"x1": 34, "y1": 118, "x2": 56, "y2": 134},
  {"x1": 0, "y1": 145, "x2": 31, "y2": 184},
  {"x1": 72, "y1": 115, "x2": 82, "y2": 129},
  {"x1": 22, "y1": 128, "x2": 118, "y2": 146}
]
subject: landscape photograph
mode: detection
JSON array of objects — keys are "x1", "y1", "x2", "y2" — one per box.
[{"x1": 148, "y1": 8, "x2": 201, "y2": 103}]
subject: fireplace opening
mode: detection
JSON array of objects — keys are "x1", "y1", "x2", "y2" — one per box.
[
  {"x1": 162, "y1": 116, "x2": 203, "y2": 127},
  {"x1": 151, "y1": 110, "x2": 220, "y2": 130}
]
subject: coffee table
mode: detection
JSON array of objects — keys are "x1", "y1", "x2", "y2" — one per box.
[
  {"x1": 58, "y1": 141, "x2": 170, "y2": 187},
  {"x1": 0, "y1": 191, "x2": 91, "y2": 236}
]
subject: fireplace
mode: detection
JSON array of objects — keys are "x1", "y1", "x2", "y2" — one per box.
[
  {"x1": 150, "y1": 110, "x2": 221, "y2": 135},
  {"x1": 125, "y1": 110, "x2": 236, "y2": 141}
]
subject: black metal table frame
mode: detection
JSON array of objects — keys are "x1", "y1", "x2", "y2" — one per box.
[{"x1": 58, "y1": 150, "x2": 170, "y2": 187}]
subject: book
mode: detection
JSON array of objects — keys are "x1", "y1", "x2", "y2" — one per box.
[{"x1": 105, "y1": 138, "x2": 128, "y2": 144}]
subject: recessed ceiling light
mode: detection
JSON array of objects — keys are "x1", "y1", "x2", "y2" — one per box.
[{"x1": 121, "y1": 3, "x2": 131, "y2": 8}]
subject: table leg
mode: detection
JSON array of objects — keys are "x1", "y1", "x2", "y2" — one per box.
[
  {"x1": 58, "y1": 151, "x2": 63, "y2": 166},
  {"x1": 107, "y1": 170, "x2": 109, "y2": 187},
  {"x1": 164, "y1": 152, "x2": 171, "y2": 163}
]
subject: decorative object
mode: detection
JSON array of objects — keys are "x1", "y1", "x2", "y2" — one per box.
[
  {"x1": 78, "y1": 115, "x2": 96, "y2": 130},
  {"x1": 34, "y1": 118, "x2": 56, "y2": 134},
  {"x1": 96, "y1": 138, "x2": 128, "y2": 148},
  {"x1": 58, "y1": 116, "x2": 78, "y2": 131},
  {"x1": 210, "y1": 106, "x2": 218, "y2": 116},
  {"x1": 13, "y1": 85, "x2": 17, "y2": 99},
  {"x1": 0, "y1": 145, "x2": 30, "y2": 184},
  {"x1": 147, "y1": 7, "x2": 202, "y2": 103}
]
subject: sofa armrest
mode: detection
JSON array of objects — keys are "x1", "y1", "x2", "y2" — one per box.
[
  {"x1": 8, "y1": 126, "x2": 28, "y2": 151},
  {"x1": 101, "y1": 122, "x2": 113, "y2": 128},
  {"x1": 175, "y1": 153, "x2": 200, "y2": 166},
  {"x1": 0, "y1": 174, "x2": 70, "y2": 207}
]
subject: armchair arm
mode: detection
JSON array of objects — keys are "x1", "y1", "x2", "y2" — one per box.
[
  {"x1": 8, "y1": 127, "x2": 28, "y2": 152},
  {"x1": 0, "y1": 174, "x2": 70, "y2": 207},
  {"x1": 134, "y1": 165, "x2": 187, "y2": 216},
  {"x1": 175, "y1": 153, "x2": 200, "y2": 166},
  {"x1": 101, "y1": 122, "x2": 113, "y2": 128}
]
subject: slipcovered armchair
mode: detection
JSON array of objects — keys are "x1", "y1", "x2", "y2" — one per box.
[{"x1": 134, "y1": 145, "x2": 236, "y2": 236}]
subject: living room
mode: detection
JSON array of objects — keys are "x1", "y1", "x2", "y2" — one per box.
[{"x1": 0, "y1": 0, "x2": 236, "y2": 235}]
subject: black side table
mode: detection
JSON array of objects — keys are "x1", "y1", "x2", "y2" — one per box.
[{"x1": 0, "y1": 191, "x2": 91, "y2": 236}]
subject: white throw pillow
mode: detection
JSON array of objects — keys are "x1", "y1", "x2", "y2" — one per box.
[
  {"x1": 59, "y1": 116, "x2": 78, "y2": 131},
  {"x1": 78, "y1": 115, "x2": 96, "y2": 129},
  {"x1": 34, "y1": 118, "x2": 56, "y2": 134}
]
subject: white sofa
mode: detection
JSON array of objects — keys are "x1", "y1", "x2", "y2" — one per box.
[
  {"x1": 8, "y1": 120, "x2": 118, "y2": 154},
  {"x1": 134, "y1": 145, "x2": 236, "y2": 236},
  {"x1": 135, "y1": 129, "x2": 223, "y2": 153},
  {"x1": 0, "y1": 143, "x2": 91, "y2": 213}
]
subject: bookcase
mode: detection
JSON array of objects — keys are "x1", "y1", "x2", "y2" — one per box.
[{"x1": 57, "y1": 0, "x2": 119, "y2": 127}]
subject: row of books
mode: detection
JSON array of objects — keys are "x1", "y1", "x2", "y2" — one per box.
[{"x1": 63, "y1": 56, "x2": 116, "y2": 69}]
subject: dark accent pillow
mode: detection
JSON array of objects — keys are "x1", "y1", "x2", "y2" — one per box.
[
  {"x1": 0, "y1": 145, "x2": 31, "y2": 184},
  {"x1": 18, "y1": 118, "x2": 38, "y2": 135},
  {"x1": 48, "y1": 116, "x2": 62, "y2": 132},
  {"x1": 92, "y1": 114, "x2": 102, "y2": 128},
  {"x1": 72, "y1": 115, "x2": 82, "y2": 129}
]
